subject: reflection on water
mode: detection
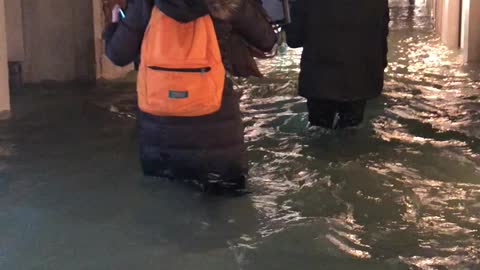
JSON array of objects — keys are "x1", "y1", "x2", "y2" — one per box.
[
  {"x1": 236, "y1": 0, "x2": 480, "y2": 268},
  {"x1": 22, "y1": 0, "x2": 478, "y2": 269}
]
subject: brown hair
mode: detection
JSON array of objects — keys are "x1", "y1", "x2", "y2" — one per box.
[{"x1": 205, "y1": 0, "x2": 241, "y2": 20}]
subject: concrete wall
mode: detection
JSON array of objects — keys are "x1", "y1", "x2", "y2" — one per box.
[
  {"x1": 440, "y1": 0, "x2": 461, "y2": 49},
  {"x1": 93, "y1": 0, "x2": 103, "y2": 79},
  {"x1": 21, "y1": 0, "x2": 96, "y2": 82},
  {"x1": 462, "y1": 0, "x2": 480, "y2": 63},
  {"x1": 434, "y1": 0, "x2": 443, "y2": 34},
  {"x1": 460, "y1": 0, "x2": 469, "y2": 49},
  {"x1": 0, "y1": 0, "x2": 11, "y2": 116},
  {"x1": 2, "y1": 0, "x2": 130, "y2": 86},
  {"x1": 432, "y1": 0, "x2": 460, "y2": 49},
  {"x1": 431, "y1": 0, "x2": 480, "y2": 63},
  {"x1": 5, "y1": 0, "x2": 24, "y2": 62}
]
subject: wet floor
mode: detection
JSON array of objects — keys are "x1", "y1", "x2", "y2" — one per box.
[{"x1": 1, "y1": 0, "x2": 480, "y2": 269}]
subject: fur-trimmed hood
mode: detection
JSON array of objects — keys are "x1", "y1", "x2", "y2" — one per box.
[
  {"x1": 205, "y1": 0, "x2": 241, "y2": 20},
  {"x1": 155, "y1": 0, "x2": 241, "y2": 23}
]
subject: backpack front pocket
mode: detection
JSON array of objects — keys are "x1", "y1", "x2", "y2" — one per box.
[{"x1": 144, "y1": 66, "x2": 221, "y2": 117}]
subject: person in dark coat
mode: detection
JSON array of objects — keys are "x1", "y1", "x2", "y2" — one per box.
[
  {"x1": 103, "y1": 0, "x2": 277, "y2": 190},
  {"x1": 286, "y1": 0, "x2": 390, "y2": 129}
]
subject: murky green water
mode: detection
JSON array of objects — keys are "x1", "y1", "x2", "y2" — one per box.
[{"x1": 1, "y1": 1, "x2": 479, "y2": 269}]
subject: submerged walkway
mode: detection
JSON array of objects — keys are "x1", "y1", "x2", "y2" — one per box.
[{"x1": 1, "y1": 1, "x2": 480, "y2": 269}]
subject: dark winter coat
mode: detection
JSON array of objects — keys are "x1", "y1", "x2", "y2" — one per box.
[
  {"x1": 103, "y1": 0, "x2": 276, "y2": 181},
  {"x1": 286, "y1": 0, "x2": 390, "y2": 101}
]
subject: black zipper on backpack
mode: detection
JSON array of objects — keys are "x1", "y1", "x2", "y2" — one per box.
[{"x1": 148, "y1": 66, "x2": 211, "y2": 73}]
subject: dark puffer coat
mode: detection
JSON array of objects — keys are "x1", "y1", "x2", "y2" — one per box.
[
  {"x1": 104, "y1": 0, "x2": 276, "y2": 184},
  {"x1": 286, "y1": 0, "x2": 390, "y2": 101}
]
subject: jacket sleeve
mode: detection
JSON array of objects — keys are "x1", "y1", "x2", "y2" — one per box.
[
  {"x1": 285, "y1": 0, "x2": 306, "y2": 48},
  {"x1": 229, "y1": 0, "x2": 277, "y2": 52},
  {"x1": 104, "y1": 0, "x2": 153, "y2": 67}
]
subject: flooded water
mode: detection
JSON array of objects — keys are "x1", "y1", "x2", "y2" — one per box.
[
  {"x1": 1, "y1": 0, "x2": 480, "y2": 269},
  {"x1": 236, "y1": 1, "x2": 480, "y2": 268}
]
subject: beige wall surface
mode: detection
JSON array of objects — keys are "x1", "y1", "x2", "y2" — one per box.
[
  {"x1": 5, "y1": 0, "x2": 25, "y2": 62},
  {"x1": 0, "y1": 0, "x2": 11, "y2": 114},
  {"x1": 21, "y1": 0, "x2": 96, "y2": 82},
  {"x1": 431, "y1": 0, "x2": 480, "y2": 63},
  {"x1": 463, "y1": 0, "x2": 480, "y2": 62},
  {"x1": 440, "y1": 0, "x2": 461, "y2": 49}
]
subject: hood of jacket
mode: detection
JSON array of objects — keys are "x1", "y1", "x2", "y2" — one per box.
[{"x1": 155, "y1": 0, "x2": 241, "y2": 22}]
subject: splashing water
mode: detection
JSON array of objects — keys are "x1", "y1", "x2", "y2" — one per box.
[
  {"x1": 2, "y1": 0, "x2": 480, "y2": 269},
  {"x1": 93, "y1": 1, "x2": 480, "y2": 268},
  {"x1": 232, "y1": 1, "x2": 480, "y2": 269}
]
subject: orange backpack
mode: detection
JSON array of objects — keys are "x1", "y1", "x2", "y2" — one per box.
[{"x1": 137, "y1": 8, "x2": 225, "y2": 117}]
